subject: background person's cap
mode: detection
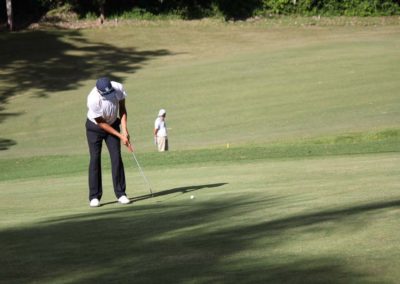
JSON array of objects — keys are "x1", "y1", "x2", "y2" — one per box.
[
  {"x1": 158, "y1": 109, "x2": 166, "y2": 116},
  {"x1": 96, "y1": 77, "x2": 115, "y2": 96}
]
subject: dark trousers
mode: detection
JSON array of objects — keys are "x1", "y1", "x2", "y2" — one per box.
[{"x1": 86, "y1": 119, "x2": 126, "y2": 201}]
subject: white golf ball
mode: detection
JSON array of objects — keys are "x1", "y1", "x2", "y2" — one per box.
[{"x1": 190, "y1": 195, "x2": 195, "y2": 199}]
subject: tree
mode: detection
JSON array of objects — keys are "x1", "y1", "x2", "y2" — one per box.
[
  {"x1": 96, "y1": 0, "x2": 106, "y2": 24},
  {"x1": 6, "y1": 0, "x2": 13, "y2": 31}
]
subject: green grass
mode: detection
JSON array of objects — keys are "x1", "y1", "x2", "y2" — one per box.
[
  {"x1": 1, "y1": 128, "x2": 400, "y2": 181},
  {"x1": 0, "y1": 19, "x2": 400, "y2": 283},
  {"x1": 1, "y1": 21, "x2": 399, "y2": 157},
  {"x1": 1, "y1": 154, "x2": 399, "y2": 283}
]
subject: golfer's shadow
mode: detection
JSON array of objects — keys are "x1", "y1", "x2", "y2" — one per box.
[
  {"x1": 131, "y1": 182, "x2": 228, "y2": 203},
  {"x1": 134, "y1": 182, "x2": 228, "y2": 202},
  {"x1": 101, "y1": 183, "x2": 227, "y2": 206}
]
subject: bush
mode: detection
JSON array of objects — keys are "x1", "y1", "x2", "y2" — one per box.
[
  {"x1": 263, "y1": 0, "x2": 296, "y2": 14},
  {"x1": 263, "y1": 0, "x2": 400, "y2": 16}
]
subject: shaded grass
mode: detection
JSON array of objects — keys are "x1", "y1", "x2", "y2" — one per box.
[
  {"x1": 1, "y1": 198, "x2": 384, "y2": 283},
  {"x1": 1, "y1": 129, "x2": 399, "y2": 182},
  {"x1": 0, "y1": 154, "x2": 399, "y2": 283}
]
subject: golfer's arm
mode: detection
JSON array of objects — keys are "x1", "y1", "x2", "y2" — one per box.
[
  {"x1": 119, "y1": 99, "x2": 128, "y2": 136},
  {"x1": 94, "y1": 117, "x2": 124, "y2": 140}
]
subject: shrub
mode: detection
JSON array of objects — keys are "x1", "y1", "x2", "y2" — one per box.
[{"x1": 263, "y1": 0, "x2": 400, "y2": 16}]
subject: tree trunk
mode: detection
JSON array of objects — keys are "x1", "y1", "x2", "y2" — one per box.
[
  {"x1": 6, "y1": 0, "x2": 13, "y2": 31},
  {"x1": 99, "y1": 4, "x2": 105, "y2": 24}
]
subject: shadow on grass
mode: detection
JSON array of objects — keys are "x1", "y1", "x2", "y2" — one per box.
[
  {"x1": 0, "y1": 138, "x2": 17, "y2": 151},
  {"x1": 0, "y1": 196, "x2": 398, "y2": 283},
  {"x1": 101, "y1": 183, "x2": 228, "y2": 206},
  {"x1": 0, "y1": 30, "x2": 171, "y2": 103},
  {"x1": 152, "y1": 182, "x2": 229, "y2": 196},
  {"x1": 0, "y1": 29, "x2": 172, "y2": 151}
]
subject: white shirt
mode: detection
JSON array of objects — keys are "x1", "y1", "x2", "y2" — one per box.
[
  {"x1": 154, "y1": 117, "x2": 167, "y2": 137},
  {"x1": 87, "y1": 81, "x2": 127, "y2": 125}
]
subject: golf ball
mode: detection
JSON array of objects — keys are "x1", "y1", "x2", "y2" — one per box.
[{"x1": 190, "y1": 195, "x2": 195, "y2": 199}]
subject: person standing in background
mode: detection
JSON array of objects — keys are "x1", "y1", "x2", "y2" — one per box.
[{"x1": 154, "y1": 109, "x2": 168, "y2": 152}]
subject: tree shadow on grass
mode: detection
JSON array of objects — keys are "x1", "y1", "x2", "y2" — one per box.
[
  {"x1": 0, "y1": 29, "x2": 173, "y2": 151},
  {"x1": 0, "y1": 138, "x2": 17, "y2": 150},
  {"x1": 1, "y1": 195, "x2": 398, "y2": 283},
  {"x1": 0, "y1": 30, "x2": 171, "y2": 103}
]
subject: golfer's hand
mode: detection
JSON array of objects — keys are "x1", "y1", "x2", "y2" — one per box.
[
  {"x1": 122, "y1": 131, "x2": 130, "y2": 141},
  {"x1": 121, "y1": 135, "x2": 132, "y2": 151},
  {"x1": 127, "y1": 142, "x2": 134, "y2": 153}
]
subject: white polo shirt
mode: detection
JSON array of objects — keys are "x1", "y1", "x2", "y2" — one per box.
[
  {"x1": 87, "y1": 81, "x2": 127, "y2": 125},
  {"x1": 154, "y1": 117, "x2": 167, "y2": 137}
]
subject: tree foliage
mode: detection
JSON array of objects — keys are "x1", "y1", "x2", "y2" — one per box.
[
  {"x1": 263, "y1": 0, "x2": 400, "y2": 16},
  {"x1": 1, "y1": 0, "x2": 400, "y2": 30}
]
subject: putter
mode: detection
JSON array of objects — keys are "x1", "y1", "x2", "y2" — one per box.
[{"x1": 131, "y1": 151, "x2": 154, "y2": 197}]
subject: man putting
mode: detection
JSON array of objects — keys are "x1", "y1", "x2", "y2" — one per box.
[{"x1": 85, "y1": 77, "x2": 132, "y2": 207}]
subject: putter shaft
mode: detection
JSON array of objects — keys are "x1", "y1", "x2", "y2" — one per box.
[{"x1": 131, "y1": 152, "x2": 153, "y2": 196}]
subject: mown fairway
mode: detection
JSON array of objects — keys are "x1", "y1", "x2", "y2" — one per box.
[{"x1": 0, "y1": 19, "x2": 400, "y2": 283}]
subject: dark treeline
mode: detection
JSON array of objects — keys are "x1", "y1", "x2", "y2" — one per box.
[{"x1": 1, "y1": 0, "x2": 400, "y2": 29}]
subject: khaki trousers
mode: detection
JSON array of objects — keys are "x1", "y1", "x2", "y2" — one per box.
[{"x1": 157, "y1": 136, "x2": 169, "y2": 152}]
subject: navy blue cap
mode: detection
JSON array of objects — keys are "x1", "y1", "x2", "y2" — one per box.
[{"x1": 96, "y1": 77, "x2": 115, "y2": 96}]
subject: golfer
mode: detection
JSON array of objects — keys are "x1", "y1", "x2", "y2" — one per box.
[
  {"x1": 154, "y1": 109, "x2": 168, "y2": 152},
  {"x1": 85, "y1": 77, "x2": 132, "y2": 207}
]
